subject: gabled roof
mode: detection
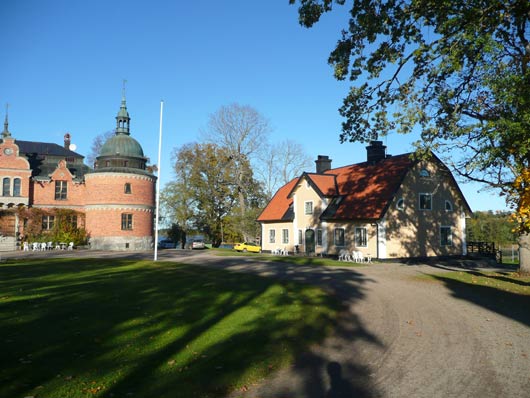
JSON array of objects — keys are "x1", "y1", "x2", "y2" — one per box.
[
  {"x1": 257, "y1": 178, "x2": 297, "y2": 222},
  {"x1": 258, "y1": 153, "x2": 415, "y2": 222},
  {"x1": 16, "y1": 140, "x2": 84, "y2": 158},
  {"x1": 287, "y1": 173, "x2": 338, "y2": 198},
  {"x1": 321, "y1": 154, "x2": 414, "y2": 220}
]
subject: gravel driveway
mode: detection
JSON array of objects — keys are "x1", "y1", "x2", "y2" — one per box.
[
  {"x1": 6, "y1": 249, "x2": 530, "y2": 397},
  {"x1": 156, "y1": 251, "x2": 530, "y2": 398}
]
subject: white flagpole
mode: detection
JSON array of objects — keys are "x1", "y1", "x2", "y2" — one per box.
[{"x1": 154, "y1": 100, "x2": 164, "y2": 261}]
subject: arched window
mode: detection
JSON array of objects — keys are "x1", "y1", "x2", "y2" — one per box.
[
  {"x1": 419, "y1": 168, "x2": 430, "y2": 177},
  {"x1": 13, "y1": 178, "x2": 21, "y2": 196},
  {"x1": 445, "y1": 200, "x2": 453, "y2": 211},
  {"x1": 396, "y1": 198, "x2": 404, "y2": 210},
  {"x1": 2, "y1": 177, "x2": 10, "y2": 196}
]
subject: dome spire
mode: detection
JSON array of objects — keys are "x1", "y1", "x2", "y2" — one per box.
[
  {"x1": 116, "y1": 80, "x2": 130, "y2": 135},
  {"x1": 2, "y1": 103, "x2": 11, "y2": 138}
]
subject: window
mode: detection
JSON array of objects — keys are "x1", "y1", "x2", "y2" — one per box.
[
  {"x1": 55, "y1": 181, "x2": 67, "y2": 200},
  {"x1": 269, "y1": 229, "x2": 276, "y2": 244},
  {"x1": 124, "y1": 183, "x2": 132, "y2": 194},
  {"x1": 316, "y1": 229, "x2": 323, "y2": 246},
  {"x1": 334, "y1": 228, "x2": 345, "y2": 246},
  {"x1": 445, "y1": 200, "x2": 453, "y2": 211},
  {"x1": 419, "y1": 168, "x2": 430, "y2": 177},
  {"x1": 396, "y1": 198, "x2": 404, "y2": 210},
  {"x1": 419, "y1": 193, "x2": 432, "y2": 210},
  {"x1": 13, "y1": 178, "x2": 21, "y2": 196},
  {"x1": 355, "y1": 227, "x2": 367, "y2": 247},
  {"x1": 282, "y1": 229, "x2": 289, "y2": 244},
  {"x1": 65, "y1": 215, "x2": 77, "y2": 228},
  {"x1": 440, "y1": 226, "x2": 452, "y2": 246},
  {"x1": 2, "y1": 177, "x2": 10, "y2": 196},
  {"x1": 298, "y1": 230, "x2": 303, "y2": 245},
  {"x1": 304, "y1": 201, "x2": 313, "y2": 215},
  {"x1": 42, "y1": 215, "x2": 55, "y2": 230},
  {"x1": 121, "y1": 213, "x2": 133, "y2": 230}
]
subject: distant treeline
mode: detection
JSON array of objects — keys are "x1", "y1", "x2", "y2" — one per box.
[{"x1": 466, "y1": 211, "x2": 518, "y2": 247}]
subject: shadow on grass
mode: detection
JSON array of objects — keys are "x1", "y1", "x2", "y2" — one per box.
[
  {"x1": 0, "y1": 257, "x2": 381, "y2": 398},
  {"x1": 429, "y1": 273, "x2": 530, "y2": 328}
]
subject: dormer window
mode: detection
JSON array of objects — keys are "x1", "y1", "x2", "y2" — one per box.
[{"x1": 396, "y1": 198, "x2": 404, "y2": 210}]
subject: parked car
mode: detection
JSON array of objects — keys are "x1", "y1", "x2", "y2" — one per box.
[
  {"x1": 191, "y1": 239, "x2": 205, "y2": 249},
  {"x1": 233, "y1": 242, "x2": 262, "y2": 253},
  {"x1": 158, "y1": 239, "x2": 176, "y2": 249}
]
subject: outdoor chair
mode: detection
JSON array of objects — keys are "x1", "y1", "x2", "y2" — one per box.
[
  {"x1": 67, "y1": 242, "x2": 74, "y2": 250},
  {"x1": 280, "y1": 247, "x2": 289, "y2": 256},
  {"x1": 338, "y1": 249, "x2": 350, "y2": 261},
  {"x1": 32, "y1": 242, "x2": 40, "y2": 251},
  {"x1": 47, "y1": 242, "x2": 53, "y2": 250},
  {"x1": 353, "y1": 250, "x2": 364, "y2": 263},
  {"x1": 41, "y1": 242, "x2": 47, "y2": 251},
  {"x1": 22, "y1": 242, "x2": 29, "y2": 251}
]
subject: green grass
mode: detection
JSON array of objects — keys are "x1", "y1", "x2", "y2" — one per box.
[
  {"x1": 0, "y1": 258, "x2": 339, "y2": 398},
  {"x1": 420, "y1": 270, "x2": 530, "y2": 295},
  {"x1": 213, "y1": 248, "x2": 369, "y2": 267}
]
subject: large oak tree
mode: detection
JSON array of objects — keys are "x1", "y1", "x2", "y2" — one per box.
[{"x1": 290, "y1": 0, "x2": 530, "y2": 272}]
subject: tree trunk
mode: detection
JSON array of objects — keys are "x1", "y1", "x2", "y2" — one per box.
[{"x1": 519, "y1": 233, "x2": 530, "y2": 275}]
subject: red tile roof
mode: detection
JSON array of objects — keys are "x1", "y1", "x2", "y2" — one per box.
[
  {"x1": 257, "y1": 154, "x2": 415, "y2": 222},
  {"x1": 257, "y1": 178, "x2": 297, "y2": 222}
]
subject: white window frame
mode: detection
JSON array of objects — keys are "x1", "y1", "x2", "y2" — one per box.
[
  {"x1": 355, "y1": 227, "x2": 368, "y2": 247},
  {"x1": 396, "y1": 197, "x2": 404, "y2": 211},
  {"x1": 298, "y1": 229, "x2": 303, "y2": 245},
  {"x1": 316, "y1": 229, "x2": 323, "y2": 246},
  {"x1": 282, "y1": 228, "x2": 289, "y2": 244},
  {"x1": 334, "y1": 228, "x2": 345, "y2": 247},
  {"x1": 419, "y1": 193, "x2": 432, "y2": 210},
  {"x1": 304, "y1": 201, "x2": 313, "y2": 215},
  {"x1": 440, "y1": 226, "x2": 453, "y2": 246},
  {"x1": 269, "y1": 229, "x2": 276, "y2": 244}
]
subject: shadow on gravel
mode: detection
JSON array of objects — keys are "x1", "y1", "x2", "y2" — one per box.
[
  {"x1": 430, "y1": 274, "x2": 530, "y2": 327},
  {"x1": 195, "y1": 256, "x2": 383, "y2": 398}
]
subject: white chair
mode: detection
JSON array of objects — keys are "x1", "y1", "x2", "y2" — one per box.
[
  {"x1": 338, "y1": 249, "x2": 350, "y2": 261},
  {"x1": 32, "y1": 242, "x2": 40, "y2": 251},
  {"x1": 355, "y1": 251, "x2": 364, "y2": 263},
  {"x1": 41, "y1": 242, "x2": 47, "y2": 251},
  {"x1": 22, "y1": 242, "x2": 29, "y2": 251},
  {"x1": 365, "y1": 253, "x2": 373, "y2": 264},
  {"x1": 67, "y1": 242, "x2": 74, "y2": 250},
  {"x1": 281, "y1": 247, "x2": 289, "y2": 256},
  {"x1": 272, "y1": 248, "x2": 280, "y2": 255},
  {"x1": 55, "y1": 243, "x2": 61, "y2": 250},
  {"x1": 47, "y1": 242, "x2": 53, "y2": 251}
]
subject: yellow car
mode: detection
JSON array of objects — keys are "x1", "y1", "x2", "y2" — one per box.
[{"x1": 233, "y1": 242, "x2": 262, "y2": 253}]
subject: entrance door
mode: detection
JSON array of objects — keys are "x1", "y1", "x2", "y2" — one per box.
[{"x1": 305, "y1": 229, "x2": 315, "y2": 255}]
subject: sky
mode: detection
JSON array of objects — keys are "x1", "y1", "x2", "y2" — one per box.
[{"x1": 1, "y1": 0, "x2": 509, "y2": 212}]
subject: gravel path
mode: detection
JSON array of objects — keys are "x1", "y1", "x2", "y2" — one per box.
[
  {"x1": 156, "y1": 251, "x2": 530, "y2": 398},
  {"x1": 5, "y1": 250, "x2": 530, "y2": 397}
]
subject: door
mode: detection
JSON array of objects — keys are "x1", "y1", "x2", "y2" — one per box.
[{"x1": 305, "y1": 229, "x2": 315, "y2": 255}]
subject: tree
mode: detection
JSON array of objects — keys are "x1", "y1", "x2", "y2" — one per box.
[
  {"x1": 290, "y1": 0, "x2": 530, "y2": 273},
  {"x1": 202, "y1": 103, "x2": 270, "y2": 240},
  {"x1": 86, "y1": 130, "x2": 115, "y2": 168},
  {"x1": 162, "y1": 142, "x2": 262, "y2": 246},
  {"x1": 257, "y1": 140, "x2": 313, "y2": 200}
]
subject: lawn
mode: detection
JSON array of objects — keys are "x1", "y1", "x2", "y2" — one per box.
[
  {"x1": 0, "y1": 258, "x2": 339, "y2": 398},
  {"x1": 213, "y1": 248, "x2": 369, "y2": 267}
]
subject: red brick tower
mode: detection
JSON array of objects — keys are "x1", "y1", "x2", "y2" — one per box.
[{"x1": 85, "y1": 91, "x2": 156, "y2": 250}]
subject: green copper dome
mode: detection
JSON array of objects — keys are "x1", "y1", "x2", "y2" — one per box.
[{"x1": 100, "y1": 134, "x2": 144, "y2": 158}]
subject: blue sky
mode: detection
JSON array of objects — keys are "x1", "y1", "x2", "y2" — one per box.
[{"x1": 1, "y1": 0, "x2": 509, "y2": 211}]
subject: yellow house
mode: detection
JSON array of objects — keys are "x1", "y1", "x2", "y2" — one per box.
[{"x1": 257, "y1": 141, "x2": 472, "y2": 259}]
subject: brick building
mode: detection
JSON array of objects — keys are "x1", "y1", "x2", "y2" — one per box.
[{"x1": 0, "y1": 95, "x2": 156, "y2": 251}]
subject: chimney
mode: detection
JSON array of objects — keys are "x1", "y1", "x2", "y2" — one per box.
[
  {"x1": 64, "y1": 133, "x2": 71, "y2": 149},
  {"x1": 366, "y1": 141, "x2": 386, "y2": 163},
  {"x1": 315, "y1": 155, "x2": 332, "y2": 173}
]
